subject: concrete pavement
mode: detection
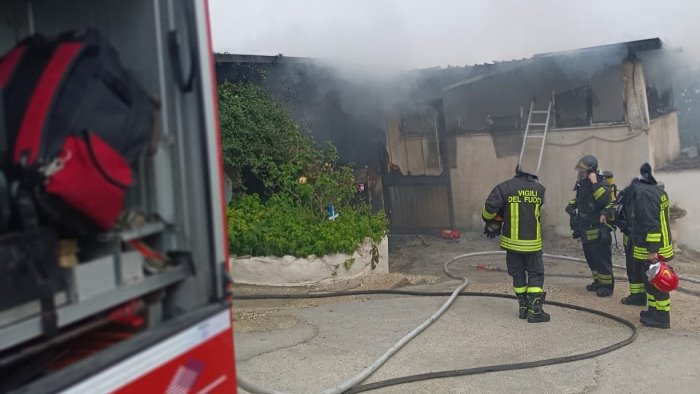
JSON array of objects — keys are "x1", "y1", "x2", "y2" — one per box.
[{"x1": 233, "y1": 284, "x2": 700, "y2": 393}]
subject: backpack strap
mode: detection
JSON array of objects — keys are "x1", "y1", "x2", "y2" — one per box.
[
  {"x1": 0, "y1": 95, "x2": 10, "y2": 231},
  {"x1": 14, "y1": 185, "x2": 59, "y2": 337},
  {"x1": 0, "y1": 45, "x2": 28, "y2": 230},
  {"x1": 14, "y1": 41, "x2": 85, "y2": 166},
  {"x1": 0, "y1": 45, "x2": 27, "y2": 89},
  {"x1": 1, "y1": 45, "x2": 29, "y2": 162}
]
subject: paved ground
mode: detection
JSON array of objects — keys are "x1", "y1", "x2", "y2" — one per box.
[{"x1": 232, "y1": 234, "x2": 700, "y2": 393}]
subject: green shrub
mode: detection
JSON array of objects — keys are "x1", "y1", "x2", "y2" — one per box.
[
  {"x1": 218, "y1": 81, "x2": 316, "y2": 195},
  {"x1": 228, "y1": 194, "x2": 387, "y2": 257},
  {"x1": 219, "y1": 81, "x2": 388, "y2": 258}
]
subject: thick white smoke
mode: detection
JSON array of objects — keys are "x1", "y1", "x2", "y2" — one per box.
[{"x1": 210, "y1": 0, "x2": 700, "y2": 69}]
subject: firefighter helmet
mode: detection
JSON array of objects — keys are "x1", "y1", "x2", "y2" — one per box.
[
  {"x1": 647, "y1": 260, "x2": 679, "y2": 292},
  {"x1": 575, "y1": 155, "x2": 598, "y2": 172}
]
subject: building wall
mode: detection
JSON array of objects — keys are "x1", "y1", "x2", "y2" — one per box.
[
  {"x1": 622, "y1": 60, "x2": 651, "y2": 131},
  {"x1": 451, "y1": 125, "x2": 655, "y2": 236},
  {"x1": 648, "y1": 111, "x2": 680, "y2": 168},
  {"x1": 450, "y1": 134, "x2": 519, "y2": 229},
  {"x1": 656, "y1": 169, "x2": 700, "y2": 252},
  {"x1": 445, "y1": 56, "x2": 681, "y2": 237}
]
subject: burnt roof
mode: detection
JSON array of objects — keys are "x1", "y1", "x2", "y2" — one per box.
[{"x1": 533, "y1": 37, "x2": 663, "y2": 58}]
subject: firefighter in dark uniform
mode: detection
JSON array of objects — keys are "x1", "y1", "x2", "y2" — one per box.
[
  {"x1": 616, "y1": 177, "x2": 647, "y2": 306},
  {"x1": 565, "y1": 155, "x2": 615, "y2": 297},
  {"x1": 482, "y1": 166, "x2": 549, "y2": 323},
  {"x1": 633, "y1": 163, "x2": 673, "y2": 328}
]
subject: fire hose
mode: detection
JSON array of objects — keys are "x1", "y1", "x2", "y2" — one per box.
[{"x1": 234, "y1": 251, "x2": 645, "y2": 393}]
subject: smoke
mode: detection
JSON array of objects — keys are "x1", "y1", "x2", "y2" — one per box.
[
  {"x1": 210, "y1": 0, "x2": 700, "y2": 70},
  {"x1": 211, "y1": 0, "x2": 700, "y2": 126}
]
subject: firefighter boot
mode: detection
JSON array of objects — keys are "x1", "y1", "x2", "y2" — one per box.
[
  {"x1": 516, "y1": 293, "x2": 528, "y2": 319},
  {"x1": 640, "y1": 309, "x2": 670, "y2": 329},
  {"x1": 640, "y1": 295, "x2": 655, "y2": 318},
  {"x1": 527, "y1": 292, "x2": 551, "y2": 323},
  {"x1": 596, "y1": 286, "x2": 613, "y2": 297},
  {"x1": 621, "y1": 293, "x2": 646, "y2": 306},
  {"x1": 586, "y1": 272, "x2": 599, "y2": 292},
  {"x1": 585, "y1": 281, "x2": 600, "y2": 292}
]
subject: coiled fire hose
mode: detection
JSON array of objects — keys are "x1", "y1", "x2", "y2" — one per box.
[{"x1": 233, "y1": 251, "x2": 661, "y2": 393}]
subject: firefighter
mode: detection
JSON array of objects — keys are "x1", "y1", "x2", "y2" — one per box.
[
  {"x1": 632, "y1": 163, "x2": 673, "y2": 328},
  {"x1": 565, "y1": 155, "x2": 615, "y2": 297},
  {"x1": 482, "y1": 166, "x2": 549, "y2": 323},
  {"x1": 617, "y1": 177, "x2": 647, "y2": 306}
]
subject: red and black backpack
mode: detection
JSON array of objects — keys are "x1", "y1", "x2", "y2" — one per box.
[{"x1": 0, "y1": 28, "x2": 154, "y2": 235}]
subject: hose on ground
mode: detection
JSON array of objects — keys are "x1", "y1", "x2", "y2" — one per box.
[
  {"x1": 543, "y1": 252, "x2": 700, "y2": 285},
  {"x1": 466, "y1": 251, "x2": 700, "y2": 297},
  {"x1": 235, "y1": 251, "x2": 639, "y2": 393},
  {"x1": 237, "y1": 252, "x2": 473, "y2": 394}
]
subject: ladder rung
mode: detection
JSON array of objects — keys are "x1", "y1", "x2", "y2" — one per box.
[
  {"x1": 531, "y1": 111, "x2": 550, "y2": 114},
  {"x1": 529, "y1": 123, "x2": 548, "y2": 126},
  {"x1": 527, "y1": 135, "x2": 545, "y2": 139}
]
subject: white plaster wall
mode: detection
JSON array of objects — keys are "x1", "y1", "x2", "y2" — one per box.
[
  {"x1": 649, "y1": 112, "x2": 681, "y2": 168},
  {"x1": 451, "y1": 125, "x2": 653, "y2": 236},
  {"x1": 230, "y1": 236, "x2": 389, "y2": 286},
  {"x1": 656, "y1": 170, "x2": 700, "y2": 252}
]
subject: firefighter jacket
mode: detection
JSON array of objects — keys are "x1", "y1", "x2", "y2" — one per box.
[
  {"x1": 631, "y1": 181, "x2": 673, "y2": 261},
  {"x1": 616, "y1": 178, "x2": 640, "y2": 248},
  {"x1": 482, "y1": 173, "x2": 545, "y2": 253},
  {"x1": 566, "y1": 178, "x2": 613, "y2": 244}
]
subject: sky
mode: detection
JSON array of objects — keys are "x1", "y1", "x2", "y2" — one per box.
[{"x1": 208, "y1": 0, "x2": 700, "y2": 70}]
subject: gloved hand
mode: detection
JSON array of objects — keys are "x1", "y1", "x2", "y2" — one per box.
[
  {"x1": 565, "y1": 205, "x2": 578, "y2": 217},
  {"x1": 484, "y1": 222, "x2": 502, "y2": 239},
  {"x1": 571, "y1": 228, "x2": 581, "y2": 239}
]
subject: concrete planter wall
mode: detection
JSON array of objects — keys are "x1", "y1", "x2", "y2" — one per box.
[{"x1": 230, "y1": 236, "x2": 389, "y2": 286}]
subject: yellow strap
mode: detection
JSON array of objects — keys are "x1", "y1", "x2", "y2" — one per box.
[
  {"x1": 633, "y1": 246, "x2": 649, "y2": 260},
  {"x1": 510, "y1": 202, "x2": 519, "y2": 240},
  {"x1": 597, "y1": 274, "x2": 613, "y2": 284},
  {"x1": 482, "y1": 208, "x2": 497, "y2": 220},
  {"x1": 656, "y1": 299, "x2": 671, "y2": 307},
  {"x1": 527, "y1": 287, "x2": 543, "y2": 293},
  {"x1": 647, "y1": 293, "x2": 657, "y2": 307},
  {"x1": 661, "y1": 209, "x2": 670, "y2": 249},
  {"x1": 513, "y1": 286, "x2": 527, "y2": 294},
  {"x1": 535, "y1": 203, "x2": 541, "y2": 241},
  {"x1": 646, "y1": 233, "x2": 661, "y2": 243},
  {"x1": 594, "y1": 187, "x2": 605, "y2": 200}
]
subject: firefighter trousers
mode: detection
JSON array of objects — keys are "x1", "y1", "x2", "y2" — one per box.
[
  {"x1": 639, "y1": 259, "x2": 671, "y2": 312},
  {"x1": 582, "y1": 236, "x2": 614, "y2": 289},
  {"x1": 625, "y1": 242, "x2": 645, "y2": 296},
  {"x1": 506, "y1": 251, "x2": 544, "y2": 294}
]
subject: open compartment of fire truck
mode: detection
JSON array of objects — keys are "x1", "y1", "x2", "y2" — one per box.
[{"x1": 0, "y1": 1, "x2": 232, "y2": 392}]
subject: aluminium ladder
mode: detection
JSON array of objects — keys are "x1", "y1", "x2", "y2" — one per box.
[{"x1": 517, "y1": 99, "x2": 552, "y2": 175}]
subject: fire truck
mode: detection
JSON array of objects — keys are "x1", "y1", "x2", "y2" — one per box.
[{"x1": 0, "y1": 0, "x2": 237, "y2": 392}]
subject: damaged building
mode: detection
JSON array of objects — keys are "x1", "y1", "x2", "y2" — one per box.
[
  {"x1": 216, "y1": 38, "x2": 682, "y2": 238},
  {"x1": 385, "y1": 38, "x2": 681, "y2": 236}
]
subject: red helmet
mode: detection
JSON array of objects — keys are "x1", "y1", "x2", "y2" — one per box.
[{"x1": 647, "y1": 260, "x2": 679, "y2": 292}]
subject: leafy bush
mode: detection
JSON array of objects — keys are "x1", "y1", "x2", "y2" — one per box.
[
  {"x1": 219, "y1": 82, "x2": 388, "y2": 257},
  {"x1": 228, "y1": 195, "x2": 387, "y2": 257},
  {"x1": 219, "y1": 81, "x2": 313, "y2": 193}
]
